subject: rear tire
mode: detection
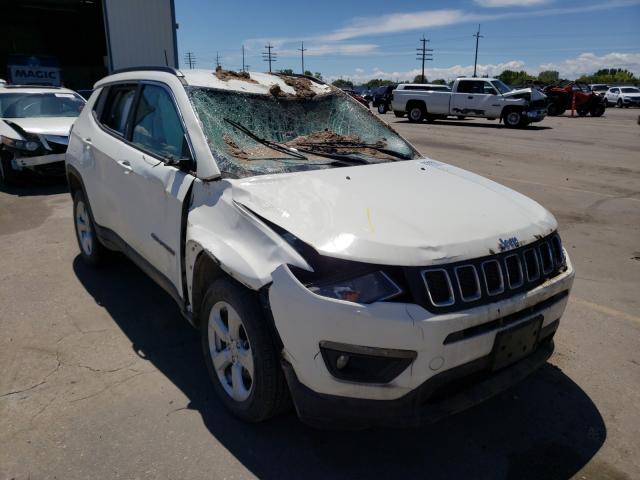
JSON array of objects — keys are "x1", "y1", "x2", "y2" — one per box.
[
  {"x1": 546, "y1": 102, "x2": 560, "y2": 116},
  {"x1": 201, "y1": 278, "x2": 290, "y2": 422},
  {"x1": 73, "y1": 190, "x2": 107, "y2": 267},
  {"x1": 407, "y1": 105, "x2": 425, "y2": 123},
  {"x1": 377, "y1": 104, "x2": 388, "y2": 114}
]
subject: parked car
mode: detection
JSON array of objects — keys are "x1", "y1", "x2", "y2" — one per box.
[
  {"x1": 0, "y1": 84, "x2": 86, "y2": 185},
  {"x1": 66, "y1": 67, "x2": 574, "y2": 428},
  {"x1": 341, "y1": 89, "x2": 369, "y2": 108},
  {"x1": 0, "y1": 79, "x2": 6, "y2": 86},
  {"x1": 372, "y1": 85, "x2": 396, "y2": 114},
  {"x1": 543, "y1": 81, "x2": 606, "y2": 117},
  {"x1": 604, "y1": 86, "x2": 640, "y2": 108},
  {"x1": 391, "y1": 77, "x2": 547, "y2": 127},
  {"x1": 589, "y1": 84, "x2": 609, "y2": 97}
]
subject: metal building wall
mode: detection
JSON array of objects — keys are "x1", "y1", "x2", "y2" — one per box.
[{"x1": 103, "y1": 0, "x2": 178, "y2": 71}]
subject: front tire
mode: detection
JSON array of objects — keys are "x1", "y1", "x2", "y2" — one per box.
[
  {"x1": 377, "y1": 103, "x2": 388, "y2": 114},
  {"x1": 617, "y1": 99, "x2": 623, "y2": 108},
  {"x1": 201, "y1": 278, "x2": 290, "y2": 422},
  {"x1": 590, "y1": 103, "x2": 605, "y2": 117},
  {"x1": 73, "y1": 190, "x2": 107, "y2": 266},
  {"x1": 504, "y1": 109, "x2": 526, "y2": 128}
]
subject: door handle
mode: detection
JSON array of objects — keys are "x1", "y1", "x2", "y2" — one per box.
[
  {"x1": 117, "y1": 160, "x2": 133, "y2": 173},
  {"x1": 467, "y1": 96, "x2": 474, "y2": 99}
]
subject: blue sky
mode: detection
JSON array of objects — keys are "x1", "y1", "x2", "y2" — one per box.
[{"x1": 175, "y1": 0, "x2": 640, "y2": 82}]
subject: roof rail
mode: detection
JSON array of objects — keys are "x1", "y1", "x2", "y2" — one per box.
[{"x1": 110, "y1": 66, "x2": 184, "y2": 77}]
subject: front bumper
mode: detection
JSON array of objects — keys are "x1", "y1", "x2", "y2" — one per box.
[
  {"x1": 10, "y1": 152, "x2": 66, "y2": 177},
  {"x1": 525, "y1": 108, "x2": 547, "y2": 122},
  {"x1": 269, "y1": 255, "x2": 574, "y2": 425}
]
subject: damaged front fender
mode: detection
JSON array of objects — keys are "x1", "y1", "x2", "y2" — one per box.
[{"x1": 185, "y1": 178, "x2": 310, "y2": 306}]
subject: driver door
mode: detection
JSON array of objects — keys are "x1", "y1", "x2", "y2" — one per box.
[
  {"x1": 452, "y1": 80, "x2": 500, "y2": 117},
  {"x1": 115, "y1": 82, "x2": 196, "y2": 295}
]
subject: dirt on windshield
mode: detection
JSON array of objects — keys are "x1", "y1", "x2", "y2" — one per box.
[
  {"x1": 215, "y1": 67, "x2": 257, "y2": 84},
  {"x1": 286, "y1": 129, "x2": 389, "y2": 158}
]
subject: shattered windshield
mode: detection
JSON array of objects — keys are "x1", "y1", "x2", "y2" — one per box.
[{"x1": 188, "y1": 87, "x2": 419, "y2": 178}]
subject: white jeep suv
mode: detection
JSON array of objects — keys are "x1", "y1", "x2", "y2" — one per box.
[{"x1": 66, "y1": 67, "x2": 574, "y2": 428}]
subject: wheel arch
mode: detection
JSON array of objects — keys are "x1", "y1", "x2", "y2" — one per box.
[{"x1": 406, "y1": 99, "x2": 427, "y2": 113}]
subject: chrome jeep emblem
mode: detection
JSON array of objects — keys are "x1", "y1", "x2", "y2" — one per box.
[{"x1": 499, "y1": 237, "x2": 520, "y2": 251}]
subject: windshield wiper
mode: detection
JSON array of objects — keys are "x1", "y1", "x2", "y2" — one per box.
[
  {"x1": 223, "y1": 118, "x2": 307, "y2": 160},
  {"x1": 294, "y1": 141, "x2": 412, "y2": 160}
]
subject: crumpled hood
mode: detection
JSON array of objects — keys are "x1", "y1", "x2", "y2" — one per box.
[
  {"x1": 231, "y1": 159, "x2": 557, "y2": 266},
  {"x1": 2, "y1": 117, "x2": 75, "y2": 138},
  {"x1": 504, "y1": 87, "x2": 547, "y2": 102}
]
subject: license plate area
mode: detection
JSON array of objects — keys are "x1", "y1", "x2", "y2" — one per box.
[{"x1": 491, "y1": 315, "x2": 543, "y2": 371}]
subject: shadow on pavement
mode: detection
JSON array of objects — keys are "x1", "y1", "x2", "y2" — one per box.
[
  {"x1": 0, "y1": 180, "x2": 68, "y2": 197},
  {"x1": 74, "y1": 255, "x2": 605, "y2": 480},
  {"x1": 393, "y1": 119, "x2": 552, "y2": 130}
]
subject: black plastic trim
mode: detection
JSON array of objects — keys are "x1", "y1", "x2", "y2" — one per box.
[{"x1": 443, "y1": 290, "x2": 569, "y2": 345}]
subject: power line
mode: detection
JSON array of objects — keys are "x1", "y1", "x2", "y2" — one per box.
[
  {"x1": 183, "y1": 52, "x2": 196, "y2": 69},
  {"x1": 262, "y1": 43, "x2": 277, "y2": 73},
  {"x1": 473, "y1": 24, "x2": 484, "y2": 78},
  {"x1": 298, "y1": 41, "x2": 307, "y2": 74},
  {"x1": 415, "y1": 35, "x2": 433, "y2": 83}
]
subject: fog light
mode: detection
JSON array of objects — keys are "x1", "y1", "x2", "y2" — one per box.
[
  {"x1": 336, "y1": 355, "x2": 349, "y2": 370},
  {"x1": 320, "y1": 341, "x2": 416, "y2": 384}
]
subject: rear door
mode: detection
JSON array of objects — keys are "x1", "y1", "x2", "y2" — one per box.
[
  {"x1": 87, "y1": 83, "x2": 138, "y2": 233},
  {"x1": 113, "y1": 82, "x2": 196, "y2": 294}
]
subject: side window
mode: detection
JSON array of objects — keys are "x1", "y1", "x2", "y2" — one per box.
[
  {"x1": 100, "y1": 84, "x2": 137, "y2": 135},
  {"x1": 457, "y1": 81, "x2": 473, "y2": 93},
  {"x1": 130, "y1": 84, "x2": 188, "y2": 161},
  {"x1": 483, "y1": 82, "x2": 498, "y2": 94},
  {"x1": 457, "y1": 81, "x2": 484, "y2": 94}
]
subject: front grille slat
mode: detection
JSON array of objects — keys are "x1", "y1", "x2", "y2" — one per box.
[
  {"x1": 455, "y1": 265, "x2": 481, "y2": 302},
  {"x1": 415, "y1": 232, "x2": 565, "y2": 313}
]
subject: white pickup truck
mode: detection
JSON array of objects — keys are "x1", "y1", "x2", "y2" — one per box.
[{"x1": 391, "y1": 77, "x2": 547, "y2": 128}]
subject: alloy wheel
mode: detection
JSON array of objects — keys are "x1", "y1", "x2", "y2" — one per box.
[
  {"x1": 75, "y1": 200, "x2": 93, "y2": 256},
  {"x1": 208, "y1": 301, "x2": 254, "y2": 402}
]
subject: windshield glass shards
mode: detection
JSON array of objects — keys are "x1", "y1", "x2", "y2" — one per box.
[{"x1": 188, "y1": 87, "x2": 419, "y2": 178}]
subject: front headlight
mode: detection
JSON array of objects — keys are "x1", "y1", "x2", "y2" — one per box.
[
  {"x1": 1, "y1": 135, "x2": 40, "y2": 152},
  {"x1": 309, "y1": 270, "x2": 402, "y2": 304}
]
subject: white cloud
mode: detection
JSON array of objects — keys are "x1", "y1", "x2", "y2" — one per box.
[
  {"x1": 355, "y1": 68, "x2": 365, "y2": 73},
  {"x1": 278, "y1": 44, "x2": 379, "y2": 57},
  {"x1": 474, "y1": 0, "x2": 549, "y2": 7},
  {"x1": 538, "y1": 52, "x2": 640, "y2": 77},
  {"x1": 318, "y1": 9, "x2": 469, "y2": 42}
]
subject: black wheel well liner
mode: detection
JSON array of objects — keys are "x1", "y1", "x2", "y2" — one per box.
[{"x1": 406, "y1": 99, "x2": 427, "y2": 112}]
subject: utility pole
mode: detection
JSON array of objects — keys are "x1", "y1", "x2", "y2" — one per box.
[
  {"x1": 298, "y1": 41, "x2": 307, "y2": 74},
  {"x1": 215, "y1": 51, "x2": 221, "y2": 69},
  {"x1": 241, "y1": 45, "x2": 246, "y2": 72},
  {"x1": 262, "y1": 43, "x2": 276, "y2": 73},
  {"x1": 415, "y1": 35, "x2": 433, "y2": 83},
  {"x1": 183, "y1": 52, "x2": 196, "y2": 69},
  {"x1": 473, "y1": 24, "x2": 483, "y2": 78}
]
